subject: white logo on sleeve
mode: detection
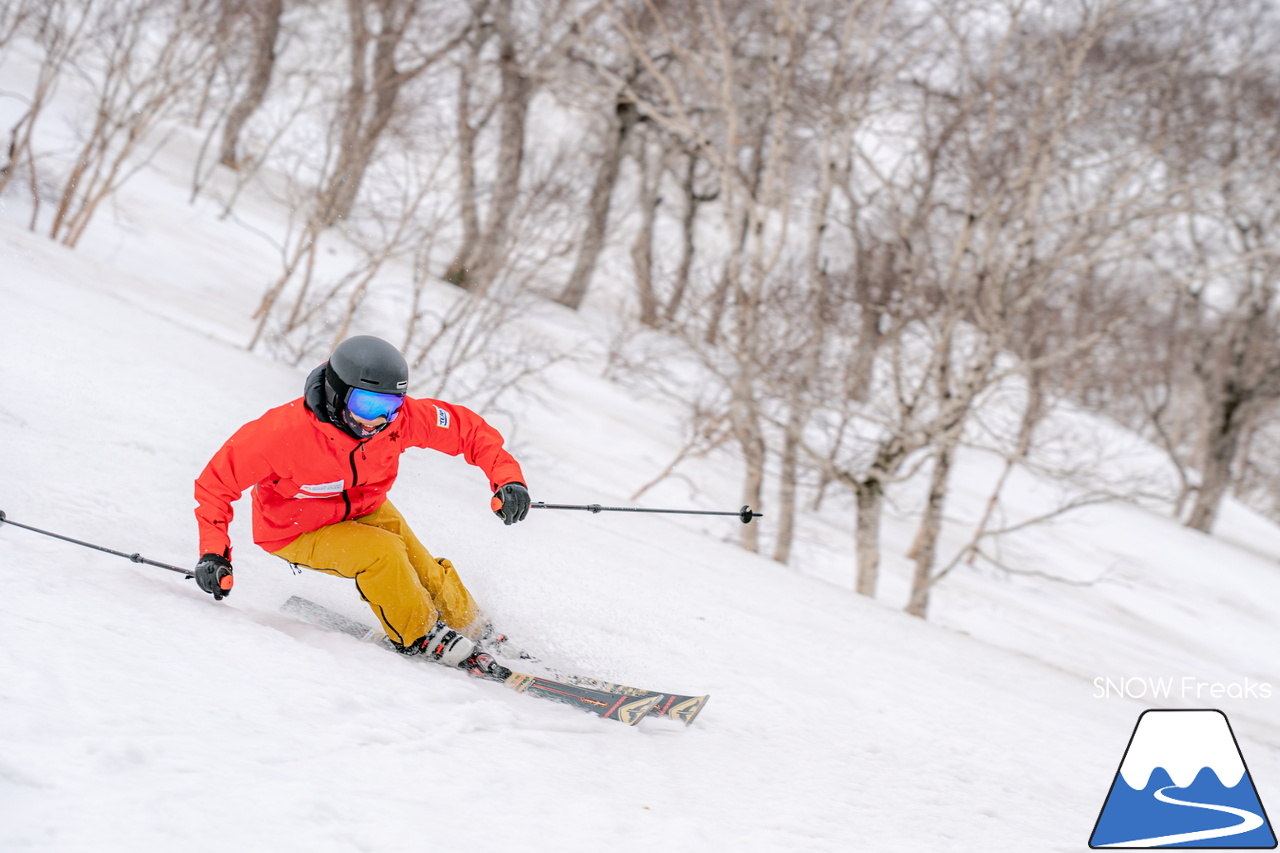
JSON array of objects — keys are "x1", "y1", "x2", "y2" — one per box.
[
  {"x1": 294, "y1": 479, "x2": 345, "y2": 499},
  {"x1": 436, "y1": 406, "x2": 451, "y2": 428}
]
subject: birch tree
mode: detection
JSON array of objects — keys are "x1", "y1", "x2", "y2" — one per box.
[
  {"x1": 443, "y1": 0, "x2": 594, "y2": 294},
  {"x1": 218, "y1": 0, "x2": 285, "y2": 169},
  {"x1": 0, "y1": 0, "x2": 93, "y2": 210},
  {"x1": 819, "y1": 0, "x2": 1191, "y2": 604},
  {"x1": 47, "y1": 0, "x2": 221, "y2": 247}
]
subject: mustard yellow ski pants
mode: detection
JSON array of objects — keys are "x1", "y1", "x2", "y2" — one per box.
[{"x1": 272, "y1": 500, "x2": 482, "y2": 649}]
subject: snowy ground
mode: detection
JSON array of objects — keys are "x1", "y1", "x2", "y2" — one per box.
[{"x1": 3, "y1": 55, "x2": 1280, "y2": 853}]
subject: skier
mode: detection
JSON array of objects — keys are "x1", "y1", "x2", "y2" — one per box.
[{"x1": 192, "y1": 335, "x2": 530, "y2": 677}]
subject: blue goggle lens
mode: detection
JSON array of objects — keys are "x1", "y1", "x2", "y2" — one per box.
[{"x1": 347, "y1": 388, "x2": 404, "y2": 422}]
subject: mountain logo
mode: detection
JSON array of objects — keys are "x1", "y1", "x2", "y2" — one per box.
[{"x1": 1090, "y1": 709, "x2": 1276, "y2": 848}]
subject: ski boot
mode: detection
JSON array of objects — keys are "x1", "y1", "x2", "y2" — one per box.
[{"x1": 407, "y1": 620, "x2": 512, "y2": 681}]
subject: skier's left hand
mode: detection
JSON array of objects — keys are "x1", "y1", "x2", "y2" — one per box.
[{"x1": 491, "y1": 482, "x2": 531, "y2": 525}]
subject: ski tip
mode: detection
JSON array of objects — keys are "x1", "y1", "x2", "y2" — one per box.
[
  {"x1": 616, "y1": 693, "x2": 665, "y2": 726},
  {"x1": 657, "y1": 694, "x2": 710, "y2": 725}
]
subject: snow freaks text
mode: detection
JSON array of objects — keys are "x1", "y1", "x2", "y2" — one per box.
[{"x1": 1093, "y1": 676, "x2": 1274, "y2": 701}]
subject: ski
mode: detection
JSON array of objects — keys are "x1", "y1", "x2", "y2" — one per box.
[
  {"x1": 541, "y1": 670, "x2": 710, "y2": 726},
  {"x1": 474, "y1": 621, "x2": 710, "y2": 724},
  {"x1": 280, "y1": 596, "x2": 661, "y2": 726},
  {"x1": 498, "y1": 672, "x2": 660, "y2": 725}
]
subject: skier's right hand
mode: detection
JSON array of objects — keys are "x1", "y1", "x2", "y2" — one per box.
[{"x1": 194, "y1": 553, "x2": 234, "y2": 600}]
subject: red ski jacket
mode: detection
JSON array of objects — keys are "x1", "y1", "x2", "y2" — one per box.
[{"x1": 194, "y1": 394, "x2": 524, "y2": 558}]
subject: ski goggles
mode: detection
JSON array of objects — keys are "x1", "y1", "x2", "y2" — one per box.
[{"x1": 346, "y1": 388, "x2": 405, "y2": 422}]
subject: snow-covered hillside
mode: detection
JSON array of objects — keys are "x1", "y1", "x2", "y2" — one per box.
[{"x1": 3, "y1": 52, "x2": 1280, "y2": 853}]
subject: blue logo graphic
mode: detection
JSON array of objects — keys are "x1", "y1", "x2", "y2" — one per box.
[{"x1": 1091, "y1": 710, "x2": 1276, "y2": 848}]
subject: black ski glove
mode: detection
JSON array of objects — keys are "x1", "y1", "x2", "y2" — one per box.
[
  {"x1": 491, "y1": 482, "x2": 531, "y2": 525},
  {"x1": 194, "y1": 553, "x2": 234, "y2": 600}
]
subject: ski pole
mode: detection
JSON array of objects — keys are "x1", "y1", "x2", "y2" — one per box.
[
  {"x1": 531, "y1": 502, "x2": 763, "y2": 524},
  {"x1": 0, "y1": 510, "x2": 194, "y2": 578}
]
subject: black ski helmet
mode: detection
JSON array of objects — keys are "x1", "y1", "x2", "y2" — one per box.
[
  {"x1": 323, "y1": 335, "x2": 409, "y2": 424},
  {"x1": 328, "y1": 335, "x2": 409, "y2": 394}
]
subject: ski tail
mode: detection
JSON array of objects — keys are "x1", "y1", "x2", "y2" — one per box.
[{"x1": 281, "y1": 595, "x2": 386, "y2": 644}]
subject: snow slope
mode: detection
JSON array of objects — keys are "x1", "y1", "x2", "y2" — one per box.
[{"x1": 3, "y1": 67, "x2": 1280, "y2": 853}]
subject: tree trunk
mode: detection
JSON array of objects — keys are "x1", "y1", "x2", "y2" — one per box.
[
  {"x1": 1185, "y1": 292, "x2": 1280, "y2": 534},
  {"x1": 705, "y1": 118, "x2": 767, "y2": 346},
  {"x1": 630, "y1": 128, "x2": 663, "y2": 326},
  {"x1": 1185, "y1": 391, "x2": 1251, "y2": 532},
  {"x1": 732, "y1": 384, "x2": 766, "y2": 554},
  {"x1": 318, "y1": 0, "x2": 409, "y2": 227},
  {"x1": 704, "y1": 211, "x2": 749, "y2": 346},
  {"x1": 964, "y1": 365, "x2": 1045, "y2": 565},
  {"x1": 848, "y1": 304, "x2": 882, "y2": 402},
  {"x1": 444, "y1": 59, "x2": 483, "y2": 285},
  {"x1": 772, "y1": 428, "x2": 799, "y2": 565},
  {"x1": 557, "y1": 97, "x2": 638, "y2": 310},
  {"x1": 905, "y1": 438, "x2": 957, "y2": 618},
  {"x1": 854, "y1": 476, "x2": 883, "y2": 597},
  {"x1": 461, "y1": 0, "x2": 529, "y2": 293},
  {"x1": 664, "y1": 150, "x2": 702, "y2": 324},
  {"x1": 219, "y1": 0, "x2": 283, "y2": 169}
]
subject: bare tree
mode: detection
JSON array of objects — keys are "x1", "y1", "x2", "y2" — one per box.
[
  {"x1": 623, "y1": 128, "x2": 719, "y2": 329},
  {"x1": 662, "y1": 145, "x2": 717, "y2": 323},
  {"x1": 442, "y1": 13, "x2": 496, "y2": 289},
  {"x1": 597, "y1": 0, "x2": 918, "y2": 555},
  {"x1": 554, "y1": 0, "x2": 720, "y2": 315},
  {"x1": 218, "y1": 0, "x2": 285, "y2": 168},
  {"x1": 316, "y1": 0, "x2": 468, "y2": 228},
  {"x1": 627, "y1": 120, "x2": 666, "y2": 325},
  {"x1": 441, "y1": 0, "x2": 535, "y2": 292},
  {"x1": 766, "y1": 0, "x2": 910, "y2": 563},
  {"x1": 444, "y1": 0, "x2": 594, "y2": 294},
  {"x1": 401, "y1": 147, "x2": 584, "y2": 413},
  {"x1": 0, "y1": 1, "x2": 95, "y2": 212},
  {"x1": 814, "y1": 0, "x2": 1197, "y2": 603},
  {"x1": 247, "y1": 0, "x2": 467, "y2": 346},
  {"x1": 1184, "y1": 264, "x2": 1280, "y2": 532},
  {"x1": 1183, "y1": 133, "x2": 1280, "y2": 530},
  {"x1": 554, "y1": 58, "x2": 643, "y2": 311},
  {"x1": 1113, "y1": 0, "x2": 1280, "y2": 533},
  {"x1": 1235, "y1": 404, "x2": 1280, "y2": 522},
  {"x1": 599, "y1": 0, "x2": 811, "y2": 551},
  {"x1": 543, "y1": 1, "x2": 723, "y2": 331},
  {"x1": 0, "y1": 0, "x2": 38, "y2": 53},
  {"x1": 46, "y1": 0, "x2": 222, "y2": 247}
]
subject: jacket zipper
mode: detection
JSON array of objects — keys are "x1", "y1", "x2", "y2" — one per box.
[{"x1": 342, "y1": 441, "x2": 365, "y2": 520}]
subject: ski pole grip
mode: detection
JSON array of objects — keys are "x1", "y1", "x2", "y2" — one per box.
[
  {"x1": 490, "y1": 495, "x2": 504, "y2": 512},
  {"x1": 0, "y1": 509, "x2": 7, "y2": 524}
]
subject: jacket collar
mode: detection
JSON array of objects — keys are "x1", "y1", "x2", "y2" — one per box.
[{"x1": 304, "y1": 364, "x2": 338, "y2": 427}]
